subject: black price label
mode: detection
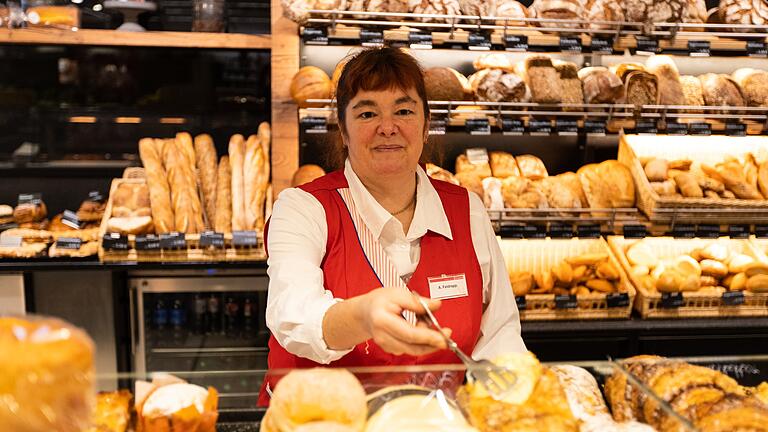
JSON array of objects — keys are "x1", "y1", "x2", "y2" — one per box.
[
  {"x1": 135, "y1": 234, "x2": 160, "y2": 251},
  {"x1": 160, "y1": 232, "x2": 186, "y2": 250},
  {"x1": 660, "y1": 292, "x2": 684, "y2": 308},
  {"x1": 428, "y1": 118, "x2": 447, "y2": 136},
  {"x1": 722, "y1": 291, "x2": 745, "y2": 306},
  {"x1": 755, "y1": 225, "x2": 768, "y2": 238},
  {"x1": 88, "y1": 190, "x2": 104, "y2": 203},
  {"x1": 623, "y1": 224, "x2": 648, "y2": 238},
  {"x1": 501, "y1": 225, "x2": 526, "y2": 239},
  {"x1": 409, "y1": 32, "x2": 433, "y2": 49},
  {"x1": 666, "y1": 122, "x2": 688, "y2": 136},
  {"x1": 577, "y1": 224, "x2": 601, "y2": 238},
  {"x1": 747, "y1": 40, "x2": 767, "y2": 58},
  {"x1": 671, "y1": 224, "x2": 696, "y2": 238},
  {"x1": 504, "y1": 34, "x2": 528, "y2": 51},
  {"x1": 56, "y1": 237, "x2": 82, "y2": 250},
  {"x1": 556, "y1": 118, "x2": 579, "y2": 136},
  {"x1": 502, "y1": 118, "x2": 525, "y2": 135},
  {"x1": 636, "y1": 38, "x2": 659, "y2": 55},
  {"x1": 606, "y1": 292, "x2": 631, "y2": 308},
  {"x1": 636, "y1": 120, "x2": 658, "y2": 135},
  {"x1": 516, "y1": 296, "x2": 527, "y2": 310},
  {"x1": 302, "y1": 27, "x2": 328, "y2": 45},
  {"x1": 688, "y1": 40, "x2": 711, "y2": 57},
  {"x1": 529, "y1": 119, "x2": 552, "y2": 135},
  {"x1": 549, "y1": 224, "x2": 574, "y2": 238},
  {"x1": 585, "y1": 120, "x2": 607, "y2": 136},
  {"x1": 590, "y1": 36, "x2": 614, "y2": 54},
  {"x1": 559, "y1": 36, "x2": 582, "y2": 53},
  {"x1": 696, "y1": 224, "x2": 721, "y2": 238},
  {"x1": 360, "y1": 29, "x2": 384, "y2": 47},
  {"x1": 62, "y1": 209, "x2": 82, "y2": 229},
  {"x1": 726, "y1": 122, "x2": 747, "y2": 137},
  {"x1": 17, "y1": 193, "x2": 42, "y2": 205},
  {"x1": 233, "y1": 230, "x2": 258, "y2": 247},
  {"x1": 301, "y1": 116, "x2": 328, "y2": 134},
  {"x1": 465, "y1": 118, "x2": 491, "y2": 135},
  {"x1": 523, "y1": 226, "x2": 547, "y2": 238},
  {"x1": 102, "y1": 233, "x2": 129, "y2": 251},
  {"x1": 200, "y1": 231, "x2": 225, "y2": 249},
  {"x1": 468, "y1": 32, "x2": 491, "y2": 51},
  {"x1": 689, "y1": 123, "x2": 712, "y2": 136},
  {"x1": 728, "y1": 225, "x2": 750, "y2": 239},
  {"x1": 555, "y1": 294, "x2": 578, "y2": 309}
]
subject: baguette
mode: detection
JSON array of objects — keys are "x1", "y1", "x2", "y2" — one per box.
[
  {"x1": 214, "y1": 156, "x2": 232, "y2": 233},
  {"x1": 176, "y1": 132, "x2": 197, "y2": 175},
  {"x1": 194, "y1": 134, "x2": 218, "y2": 230},
  {"x1": 138, "y1": 138, "x2": 175, "y2": 234},
  {"x1": 244, "y1": 134, "x2": 265, "y2": 230},
  {"x1": 164, "y1": 138, "x2": 202, "y2": 234},
  {"x1": 256, "y1": 122, "x2": 271, "y2": 230},
  {"x1": 229, "y1": 134, "x2": 247, "y2": 231}
]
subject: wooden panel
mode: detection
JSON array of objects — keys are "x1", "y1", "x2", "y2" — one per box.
[
  {"x1": 270, "y1": 0, "x2": 300, "y2": 196},
  {"x1": 0, "y1": 28, "x2": 271, "y2": 49}
]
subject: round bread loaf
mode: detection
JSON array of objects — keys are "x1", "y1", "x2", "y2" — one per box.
[
  {"x1": 469, "y1": 69, "x2": 529, "y2": 102},
  {"x1": 530, "y1": 0, "x2": 584, "y2": 29},
  {"x1": 718, "y1": 0, "x2": 768, "y2": 30},
  {"x1": 424, "y1": 67, "x2": 472, "y2": 101},
  {"x1": 732, "y1": 68, "x2": 768, "y2": 107},
  {"x1": 494, "y1": 0, "x2": 529, "y2": 26},
  {"x1": 291, "y1": 164, "x2": 326, "y2": 187},
  {"x1": 290, "y1": 66, "x2": 332, "y2": 108},
  {"x1": 699, "y1": 73, "x2": 745, "y2": 107}
]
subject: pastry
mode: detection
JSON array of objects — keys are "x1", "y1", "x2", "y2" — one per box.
[
  {"x1": 290, "y1": 66, "x2": 332, "y2": 108},
  {"x1": 136, "y1": 381, "x2": 218, "y2": 432},
  {"x1": 49, "y1": 240, "x2": 99, "y2": 258},
  {"x1": 214, "y1": 156, "x2": 232, "y2": 233},
  {"x1": 578, "y1": 160, "x2": 635, "y2": 208},
  {"x1": 229, "y1": 134, "x2": 247, "y2": 231},
  {"x1": 515, "y1": 155, "x2": 548, "y2": 180},
  {"x1": 468, "y1": 69, "x2": 529, "y2": 102},
  {"x1": 88, "y1": 390, "x2": 132, "y2": 432},
  {"x1": 13, "y1": 200, "x2": 47, "y2": 224},
  {"x1": 553, "y1": 60, "x2": 584, "y2": 107},
  {"x1": 139, "y1": 138, "x2": 174, "y2": 234},
  {"x1": 365, "y1": 387, "x2": 475, "y2": 432},
  {"x1": 0, "y1": 204, "x2": 12, "y2": 225},
  {"x1": 699, "y1": 73, "x2": 745, "y2": 107},
  {"x1": 51, "y1": 227, "x2": 100, "y2": 242},
  {"x1": 645, "y1": 55, "x2": 686, "y2": 106},
  {"x1": 194, "y1": 134, "x2": 218, "y2": 230},
  {"x1": 424, "y1": 67, "x2": 472, "y2": 101},
  {"x1": 510, "y1": 271, "x2": 535, "y2": 295},
  {"x1": 578, "y1": 67, "x2": 624, "y2": 104},
  {"x1": 489, "y1": 151, "x2": 520, "y2": 178},
  {"x1": 292, "y1": 164, "x2": 327, "y2": 187},
  {"x1": 407, "y1": 0, "x2": 461, "y2": 22},
  {"x1": 732, "y1": 68, "x2": 768, "y2": 107},
  {"x1": 0, "y1": 242, "x2": 48, "y2": 258},
  {"x1": 76, "y1": 198, "x2": 106, "y2": 223},
  {"x1": 515, "y1": 56, "x2": 562, "y2": 104}
]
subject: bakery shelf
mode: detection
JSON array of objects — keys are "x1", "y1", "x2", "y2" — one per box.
[{"x1": 0, "y1": 28, "x2": 271, "y2": 50}]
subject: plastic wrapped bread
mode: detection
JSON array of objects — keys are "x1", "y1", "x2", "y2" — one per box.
[
  {"x1": 139, "y1": 138, "x2": 175, "y2": 234},
  {"x1": 194, "y1": 134, "x2": 218, "y2": 230}
]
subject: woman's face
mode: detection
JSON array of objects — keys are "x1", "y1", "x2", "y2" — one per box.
[{"x1": 342, "y1": 86, "x2": 427, "y2": 179}]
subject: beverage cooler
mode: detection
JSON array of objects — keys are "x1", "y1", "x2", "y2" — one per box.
[{"x1": 129, "y1": 271, "x2": 269, "y2": 411}]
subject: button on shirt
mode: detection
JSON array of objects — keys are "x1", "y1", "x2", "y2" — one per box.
[{"x1": 265, "y1": 160, "x2": 526, "y2": 364}]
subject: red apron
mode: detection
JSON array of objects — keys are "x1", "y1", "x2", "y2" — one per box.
[{"x1": 257, "y1": 170, "x2": 484, "y2": 405}]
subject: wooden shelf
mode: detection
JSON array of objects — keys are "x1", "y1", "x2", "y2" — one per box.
[{"x1": 0, "y1": 28, "x2": 271, "y2": 50}]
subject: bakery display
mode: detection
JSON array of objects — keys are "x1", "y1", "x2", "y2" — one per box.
[
  {"x1": 0, "y1": 316, "x2": 95, "y2": 432},
  {"x1": 290, "y1": 66, "x2": 332, "y2": 108},
  {"x1": 508, "y1": 250, "x2": 626, "y2": 296},
  {"x1": 425, "y1": 67, "x2": 473, "y2": 101}
]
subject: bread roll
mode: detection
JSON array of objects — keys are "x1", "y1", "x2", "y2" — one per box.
[
  {"x1": 716, "y1": 161, "x2": 763, "y2": 199},
  {"x1": 516, "y1": 56, "x2": 562, "y2": 103},
  {"x1": 214, "y1": 156, "x2": 232, "y2": 233},
  {"x1": 229, "y1": 134, "x2": 247, "y2": 231},
  {"x1": 139, "y1": 138, "x2": 175, "y2": 234},
  {"x1": 578, "y1": 67, "x2": 624, "y2": 104},
  {"x1": 732, "y1": 68, "x2": 768, "y2": 107},
  {"x1": 424, "y1": 67, "x2": 472, "y2": 101},
  {"x1": 538, "y1": 176, "x2": 582, "y2": 208},
  {"x1": 674, "y1": 172, "x2": 704, "y2": 198},
  {"x1": 468, "y1": 69, "x2": 529, "y2": 102},
  {"x1": 489, "y1": 151, "x2": 520, "y2": 178},
  {"x1": 578, "y1": 160, "x2": 635, "y2": 208},
  {"x1": 502, "y1": 176, "x2": 549, "y2": 209},
  {"x1": 455, "y1": 154, "x2": 492, "y2": 178},
  {"x1": 515, "y1": 155, "x2": 548, "y2": 180},
  {"x1": 699, "y1": 73, "x2": 745, "y2": 107},
  {"x1": 651, "y1": 180, "x2": 677, "y2": 196},
  {"x1": 645, "y1": 158, "x2": 669, "y2": 182},
  {"x1": 645, "y1": 55, "x2": 685, "y2": 106},
  {"x1": 290, "y1": 66, "x2": 331, "y2": 108},
  {"x1": 292, "y1": 164, "x2": 327, "y2": 187},
  {"x1": 554, "y1": 60, "x2": 584, "y2": 108},
  {"x1": 194, "y1": 134, "x2": 218, "y2": 230}
]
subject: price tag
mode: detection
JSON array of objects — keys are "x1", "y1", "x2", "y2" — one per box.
[
  {"x1": 549, "y1": 224, "x2": 573, "y2": 239},
  {"x1": 689, "y1": 123, "x2": 712, "y2": 136},
  {"x1": 523, "y1": 225, "x2": 547, "y2": 239},
  {"x1": 559, "y1": 36, "x2": 582, "y2": 53},
  {"x1": 636, "y1": 120, "x2": 658, "y2": 135},
  {"x1": 17, "y1": 193, "x2": 42, "y2": 205},
  {"x1": 468, "y1": 32, "x2": 491, "y2": 51},
  {"x1": 555, "y1": 294, "x2": 578, "y2": 309},
  {"x1": 466, "y1": 147, "x2": 490, "y2": 165},
  {"x1": 606, "y1": 292, "x2": 631, "y2": 308},
  {"x1": 660, "y1": 292, "x2": 684, "y2": 308},
  {"x1": 428, "y1": 118, "x2": 447, "y2": 135},
  {"x1": 504, "y1": 34, "x2": 528, "y2": 52},
  {"x1": 302, "y1": 27, "x2": 328, "y2": 45},
  {"x1": 696, "y1": 224, "x2": 721, "y2": 238},
  {"x1": 501, "y1": 225, "x2": 526, "y2": 239},
  {"x1": 728, "y1": 225, "x2": 750, "y2": 239},
  {"x1": 577, "y1": 224, "x2": 601, "y2": 238},
  {"x1": 102, "y1": 233, "x2": 129, "y2": 251},
  {"x1": 465, "y1": 118, "x2": 491, "y2": 135},
  {"x1": 233, "y1": 230, "x2": 258, "y2": 247},
  {"x1": 590, "y1": 36, "x2": 614, "y2": 54},
  {"x1": 55, "y1": 237, "x2": 82, "y2": 250},
  {"x1": 529, "y1": 119, "x2": 552, "y2": 136},
  {"x1": 623, "y1": 224, "x2": 648, "y2": 238},
  {"x1": 671, "y1": 224, "x2": 696, "y2": 238},
  {"x1": 722, "y1": 291, "x2": 745, "y2": 306},
  {"x1": 584, "y1": 120, "x2": 607, "y2": 136},
  {"x1": 200, "y1": 231, "x2": 225, "y2": 249},
  {"x1": 0, "y1": 235, "x2": 22, "y2": 248},
  {"x1": 62, "y1": 210, "x2": 82, "y2": 229},
  {"x1": 359, "y1": 29, "x2": 384, "y2": 47},
  {"x1": 88, "y1": 190, "x2": 104, "y2": 203},
  {"x1": 556, "y1": 118, "x2": 578, "y2": 136},
  {"x1": 755, "y1": 225, "x2": 768, "y2": 238},
  {"x1": 747, "y1": 40, "x2": 767, "y2": 58},
  {"x1": 502, "y1": 118, "x2": 525, "y2": 135},
  {"x1": 409, "y1": 32, "x2": 433, "y2": 49},
  {"x1": 515, "y1": 296, "x2": 527, "y2": 310},
  {"x1": 688, "y1": 40, "x2": 711, "y2": 57},
  {"x1": 636, "y1": 38, "x2": 659, "y2": 55},
  {"x1": 301, "y1": 117, "x2": 328, "y2": 134},
  {"x1": 726, "y1": 122, "x2": 747, "y2": 137},
  {"x1": 135, "y1": 234, "x2": 160, "y2": 251},
  {"x1": 666, "y1": 122, "x2": 688, "y2": 136},
  {"x1": 160, "y1": 232, "x2": 186, "y2": 250}
]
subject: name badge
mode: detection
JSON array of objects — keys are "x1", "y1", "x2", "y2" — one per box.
[{"x1": 428, "y1": 274, "x2": 469, "y2": 300}]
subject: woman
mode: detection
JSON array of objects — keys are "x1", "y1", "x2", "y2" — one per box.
[{"x1": 261, "y1": 47, "x2": 525, "y2": 402}]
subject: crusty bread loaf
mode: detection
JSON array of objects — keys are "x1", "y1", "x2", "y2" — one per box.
[
  {"x1": 731, "y1": 68, "x2": 768, "y2": 107},
  {"x1": 554, "y1": 60, "x2": 584, "y2": 108},
  {"x1": 244, "y1": 134, "x2": 265, "y2": 231},
  {"x1": 624, "y1": 70, "x2": 658, "y2": 106},
  {"x1": 194, "y1": 134, "x2": 218, "y2": 230},
  {"x1": 680, "y1": 75, "x2": 705, "y2": 111},
  {"x1": 473, "y1": 53, "x2": 515, "y2": 72},
  {"x1": 494, "y1": 0, "x2": 529, "y2": 26},
  {"x1": 256, "y1": 122, "x2": 271, "y2": 230},
  {"x1": 578, "y1": 67, "x2": 624, "y2": 104},
  {"x1": 456, "y1": 154, "x2": 492, "y2": 178},
  {"x1": 292, "y1": 165, "x2": 326, "y2": 187},
  {"x1": 583, "y1": 0, "x2": 624, "y2": 29},
  {"x1": 489, "y1": 151, "x2": 520, "y2": 178},
  {"x1": 516, "y1": 154, "x2": 549, "y2": 180},
  {"x1": 699, "y1": 73, "x2": 745, "y2": 107},
  {"x1": 163, "y1": 138, "x2": 203, "y2": 234},
  {"x1": 645, "y1": 55, "x2": 685, "y2": 106},
  {"x1": 424, "y1": 67, "x2": 473, "y2": 101},
  {"x1": 469, "y1": 69, "x2": 529, "y2": 102},
  {"x1": 516, "y1": 56, "x2": 562, "y2": 103},
  {"x1": 530, "y1": 0, "x2": 584, "y2": 29},
  {"x1": 214, "y1": 156, "x2": 232, "y2": 233},
  {"x1": 578, "y1": 160, "x2": 635, "y2": 208},
  {"x1": 229, "y1": 134, "x2": 247, "y2": 231},
  {"x1": 139, "y1": 138, "x2": 174, "y2": 234},
  {"x1": 175, "y1": 132, "x2": 197, "y2": 180}
]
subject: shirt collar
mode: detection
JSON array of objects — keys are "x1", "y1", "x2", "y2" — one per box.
[{"x1": 343, "y1": 159, "x2": 453, "y2": 241}]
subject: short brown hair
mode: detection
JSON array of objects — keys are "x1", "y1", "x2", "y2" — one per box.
[{"x1": 329, "y1": 47, "x2": 431, "y2": 170}]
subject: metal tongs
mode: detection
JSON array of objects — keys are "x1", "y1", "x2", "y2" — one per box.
[{"x1": 412, "y1": 292, "x2": 518, "y2": 401}]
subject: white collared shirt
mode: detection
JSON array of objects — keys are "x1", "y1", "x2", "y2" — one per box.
[{"x1": 265, "y1": 160, "x2": 526, "y2": 364}]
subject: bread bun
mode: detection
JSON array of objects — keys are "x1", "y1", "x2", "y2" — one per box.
[
  {"x1": 424, "y1": 67, "x2": 472, "y2": 101},
  {"x1": 291, "y1": 164, "x2": 326, "y2": 187},
  {"x1": 290, "y1": 66, "x2": 332, "y2": 108},
  {"x1": 489, "y1": 151, "x2": 520, "y2": 178},
  {"x1": 515, "y1": 155, "x2": 548, "y2": 180}
]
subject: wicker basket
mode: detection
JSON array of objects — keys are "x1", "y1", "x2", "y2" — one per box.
[
  {"x1": 498, "y1": 237, "x2": 635, "y2": 321},
  {"x1": 608, "y1": 236, "x2": 768, "y2": 318},
  {"x1": 617, "y1": 133, "x2": 768, "y2": 222}
]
